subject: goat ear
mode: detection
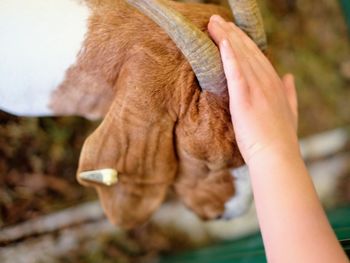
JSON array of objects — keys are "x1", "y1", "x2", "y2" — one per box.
[
  {"x1": 77, "y1": 109, "x2": 174, "y2": 228},
  {"x1": 174, "y1": 92, "x2": 244, "y2": 219},
  {"x1": 76, "y1": 64, "x2": 178, "y2": 228}
]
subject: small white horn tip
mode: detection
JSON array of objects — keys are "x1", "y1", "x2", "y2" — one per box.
[{"x1": 79, "y1": 168, "x2": 118, "y2": 186}]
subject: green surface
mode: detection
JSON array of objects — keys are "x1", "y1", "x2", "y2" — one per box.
[
  {"x1": 340, "y1": 0, "x2": 350, "y2": 34},
  {"x1": 160, "y1": 205, "x2": 350, "y2": 263}
]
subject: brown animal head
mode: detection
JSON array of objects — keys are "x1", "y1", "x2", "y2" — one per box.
[{"x1": 75, "y1": 0, "x2": 266, "y2": 229}]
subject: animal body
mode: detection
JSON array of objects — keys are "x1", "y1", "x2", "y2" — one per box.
[{"x1": 0, "y1": 0, "x2": 265, "y2": 228}]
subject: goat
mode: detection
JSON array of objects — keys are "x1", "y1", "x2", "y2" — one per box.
[{"x1": 0, "y1": 0, "x2": 266, "y2": 229}]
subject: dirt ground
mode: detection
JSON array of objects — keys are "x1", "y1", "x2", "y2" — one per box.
[{"x1": 0, "y1": 0, "x2": 349, "y2": 262}]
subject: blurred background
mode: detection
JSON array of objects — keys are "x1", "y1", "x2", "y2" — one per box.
[{"x1": 1, "y1": 0, "x2": 350, "y2": 262}]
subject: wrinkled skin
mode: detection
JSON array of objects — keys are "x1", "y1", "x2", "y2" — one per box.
[{"x1": 58, "y1": 0, "x2": 244, "y2": 228}]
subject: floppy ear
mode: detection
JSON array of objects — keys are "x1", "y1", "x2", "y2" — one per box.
[
  {"x1": 77, "y1": 56, "x2": 178, "y2": 229},
  {"x1": 175, "y1": 158, "x2": 236, "y2": 219},
  {"x1": 174, "y1": 92, "x2": 244, "y2": 219}
]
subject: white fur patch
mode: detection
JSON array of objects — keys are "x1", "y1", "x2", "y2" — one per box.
[
  {"x1": 222, "y1": 165, "x2": 252, "y2": 219},
  {"x1": 0, "y1": 0, "x2": 90, "y2": 116}
]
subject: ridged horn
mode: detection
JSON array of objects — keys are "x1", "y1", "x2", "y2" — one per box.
[
  {"x1": 127, "y1": 0, "x2": 227, "y2": 96},
  {"x1": 228, "y1": 0, "x2": 267, "y2": 51}
]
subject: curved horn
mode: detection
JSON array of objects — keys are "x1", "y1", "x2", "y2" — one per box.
[
  {"x1": 228, "y1": 0, "x2": 267, "y2": 51},
  {"x1": 127, "y1": 0, "x2": 227, "y2": 96}
]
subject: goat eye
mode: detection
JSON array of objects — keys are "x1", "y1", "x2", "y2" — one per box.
[{"x1": 79, "y1": 168, "x2": 118, "y2": 186}]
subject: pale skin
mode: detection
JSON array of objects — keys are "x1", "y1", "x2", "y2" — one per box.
[{"x1": 208, "y1": 15, "x2": 348, "y2": 263}]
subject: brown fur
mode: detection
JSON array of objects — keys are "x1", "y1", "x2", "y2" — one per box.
[{"x1": 52, "y1": 0, "x2": 244, "y2": 228}]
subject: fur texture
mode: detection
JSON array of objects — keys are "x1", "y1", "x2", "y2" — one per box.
[{"x1": 26, "y1": 0, "x2": 245, "y2": 228}]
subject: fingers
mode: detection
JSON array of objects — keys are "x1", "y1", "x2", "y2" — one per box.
[
  {"x1": 209, "y1": 15, "x2": 264, "y2": 66},
  {"x1": 220, "y1": 39, "x2": 250, "y2": 111},
  {"x1": 282, "y1": 73, "x2": 298, "y2": 129},
  {"x1": 209, "y1": 15, "x2": 256, "y2": 68},
  {"x1": 208, "y1": 15, "x2": 229, "y2": 47},
  {"x1": 208, "y1": 15, "x2": 282, "y2": 91},
  {"x1": 208, "y1": 15, "x2": 251, "y2": 111},
  {"x1": 208, "y1": 15, "x2": 255, "y2": 104},
  {"x1": 208, "y1": 15, "x2": 300, "y2": 163}
]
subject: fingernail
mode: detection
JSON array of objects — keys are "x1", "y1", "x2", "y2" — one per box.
[
  {"x1": 210, "y1": 14, "x2": 220, "y2": 22},
  {"x1": 210, "y1": 14, "x2": 223, "y2": 23},
  {"x1": 289, "y1": 73, "x2": 295, "y2": 82}
]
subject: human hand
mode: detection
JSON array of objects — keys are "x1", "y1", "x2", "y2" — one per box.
[
  {"x1": 207, "y1": 17, "x2": 349, "y2": 262},
  {"x1": 208, "y1": 15, "x2": 299, "y2": 165}
]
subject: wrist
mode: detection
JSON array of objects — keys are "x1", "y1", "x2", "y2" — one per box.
[{"x1": 246, "y1": 140, "x2": 303, "y2": 171}]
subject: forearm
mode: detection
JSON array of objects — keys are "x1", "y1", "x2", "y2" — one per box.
[
  {"x1": 207, "y1": 15, "x2": 348, "y2": 262},
  {"x1": 249, "y1": 147, "x2": 348, "y2": 262}
]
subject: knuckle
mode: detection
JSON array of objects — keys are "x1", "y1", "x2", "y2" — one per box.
[{"x1": 219, "y1": 38, "x2": 226, "y2": 46}]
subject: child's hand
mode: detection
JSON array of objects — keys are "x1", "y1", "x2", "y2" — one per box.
[
  {"x1": 208, "y1": 15, "x2": 299, "y2": 165},
  {"x1": 208, "y1": 16, "x2": 348, "y2": 262}
]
